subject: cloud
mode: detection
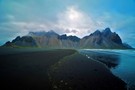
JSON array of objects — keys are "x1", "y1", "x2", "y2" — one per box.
[
  {"x1": 1, "y1": 5, "x2": 135, "y2": 46},
  {"x1": 6, "y1": 14, "x2": 15, "y2": 20},
  {"x1": 97, "y1": 12, "x2": 135, "y2": 30},
  {"x1": 1, "y1": 6, "x2": 134, "y2": 38},
  {"x1": 0, "y1": 6, "x2": 107, "y2": 38},
  {"x1": 65, "y1": 29, "x2": 78, "y2": 34},
  {"x1": 54, "y1": 6, "x2": 107, "y2": 37},
  {"x1": 71, "y1": 29, "x2": 78, "y2": 33}
]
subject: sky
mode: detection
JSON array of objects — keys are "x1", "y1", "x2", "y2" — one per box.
[{"x1": 0, "y1": 0, "x2": 135, "y2": 47}]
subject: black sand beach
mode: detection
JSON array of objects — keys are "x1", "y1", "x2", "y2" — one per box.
[{"x1": 0, "y1": 48, "x2": 126, "y2": 90}]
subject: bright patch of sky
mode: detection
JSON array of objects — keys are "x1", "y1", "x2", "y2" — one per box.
[{"x1": 0, "y1": 0, "x2": 135, "y2": 47}]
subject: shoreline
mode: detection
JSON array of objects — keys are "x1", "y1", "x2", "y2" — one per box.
[
  {"x1": 48, "y1": 52, "x2": 126, "y2": 90},
  {"x1": 0, "y1": 48, "x2": 127, "y2": 90}
]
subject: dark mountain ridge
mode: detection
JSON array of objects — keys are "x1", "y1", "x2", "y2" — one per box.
[{"x1": 3, "y1": 28, "x2": 133, "y2": 49}]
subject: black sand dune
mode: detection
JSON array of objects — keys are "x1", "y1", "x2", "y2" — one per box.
[{"x1": 0, "y1": 48, "x2": 126, "y2": 90}]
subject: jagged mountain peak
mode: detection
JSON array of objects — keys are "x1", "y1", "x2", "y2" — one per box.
[
  {"x1": 58, "y1": 34, "x2": 80, "y2": 42},
  {"x1": 48, "y1": 30, "x2": 55, "y2": 33},
  {"x1": 28, "y1": 30, "x2": 59, "y2": 37},
  {"x1": 46, "y1": 30, "x2": 59, "y2": 36},
  {"x1": 92, "y1": 30, "x2": 101, "y2": 36},
  {"x1": 28, "y1": 31, "x2": 47, "y2": 36},
  {"x1": 102, "y1": 28, "x2": 112, "y2": 36},
  {"x1": 103, "y1": 27, "x2": 111, "y2": 32},
  {"x1": 2, "y1": 28, "x2": 133, "y2": 49}
]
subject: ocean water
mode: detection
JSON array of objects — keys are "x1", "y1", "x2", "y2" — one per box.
[{"x1": 79, "y1": 49, "x2": 135, "y2": 90}]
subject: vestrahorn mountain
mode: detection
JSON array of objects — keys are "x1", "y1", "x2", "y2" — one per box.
[{"x1": 3, "y1": 28, "x2": 133, "y2": 49}]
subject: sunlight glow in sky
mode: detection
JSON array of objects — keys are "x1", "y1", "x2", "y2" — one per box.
[
  {"x1": 68, "y1": 8, "x2": 79, "y2": 20},
  {"x1": 0, "y1": 0, "x2": 135, "y2": 47}
]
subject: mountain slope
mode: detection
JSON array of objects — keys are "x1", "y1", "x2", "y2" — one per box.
[
  {"x1": 2, "y1": 28, "x2": 133, "y2": 49},
  {"x1": 80, "y1": 28, "x2": 127, "y2": 49},
  {"x1": 3, "y1": 36, "x2": 37, "y2": 47}
]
